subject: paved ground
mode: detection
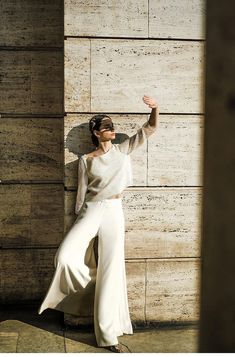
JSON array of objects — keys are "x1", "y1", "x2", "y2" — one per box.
[{"x1": 0, "y1": 304, "x2": 199, "y2": 353}]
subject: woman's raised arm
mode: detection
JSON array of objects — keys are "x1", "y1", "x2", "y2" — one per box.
[{"x1": 117, "y1": 95, "x2": 159, "y2": 155}]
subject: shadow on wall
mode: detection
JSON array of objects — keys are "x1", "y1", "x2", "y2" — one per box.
[
  {"x1": 65, "y1": 122, "x2": 130, "y2": 157},
  {"x1": 64, "y1": 121, "x2": 132, "y2": 278},
  {"x1": 64, "y1": 122, "x2": 130, "y2": 190}
]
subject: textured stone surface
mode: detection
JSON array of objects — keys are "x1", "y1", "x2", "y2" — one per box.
[
  {"x1": 65, "y1": 38, "x2": 205, "y2": 113},
  {"x1": 65, "y1": 0, "x2": 148, "y2": 37},
  {"x1": 64, "y1": 39, "x2": 90, "y2": 113},
  {"x1": 64, "y1": 330, "x2": 110, "y2": 352},
  {"x1": 0, "y1": 0, "x2": 205, "y2": 332},
  {"x1": 0, "y1": 0, "x2": 64, "y2": 309},
  {"x1": 0, "y1": 0, "x2": 63, "y2": 47},
  {"x1": 0, "y1": 248, "x2": 57, "y2": 303},
  {"x1": 0, "y1": 305, "x2": 64, "y2": 331},
  {"x1": 146, "y1": 258, "x2": 200, "y2": 322},
  {"x1": 0, "y1": 315, "x2": 199, "y2": 353},
  {"x1": 65, "y1": 188, "x2": 202, "y2": 259},
  {"x1": 118, "y1": 327, "x2": 199, "y2": 353},
  {"x1": 148, "y1": 115, "x2": 204, "y2": 186},
  {"x1": 90, "y1": 39, "x2": 205, "y2": 113},
  {"x1": 126, "y1": 260, "x2": 146, "y2": 321},
  {"x1": 0, "y1": 332, "x2": 18, "y2": 353},
  {"x1": 16, "y1": 330, "x2": 65, "y2": 353},
  {"x1": 63, "y1": 2, "x2": 204, "y2": 326},
  {"x1": 149, "y1": 0, "x2": 206, "y2": 39},
  {"x1": 0, "y1": 51, "x2": 63, "y2": 114},
  {"x1": 123, "y1": 188, "x2": 202, "y2": 259},
  {"x1": 0, "y1": 184, "x2": 64, "y2": 247},
  {"x1": 65, "y1": 0, "x2": 205, "y2": 41},
  {"x1": 0, "y1": 118, "x2": 63, "y2": 181}
]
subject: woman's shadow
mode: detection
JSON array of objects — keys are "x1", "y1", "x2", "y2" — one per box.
[{"x1": 65, "y1": 121, "x2": 129, "y2": 173}]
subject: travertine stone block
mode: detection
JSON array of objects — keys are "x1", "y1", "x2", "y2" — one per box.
[
  {"x1": 0, "y1": 184, "x2": 64, "y2": 248},
  {"x1": 0, "y1": 332, "x2": 19, "y2": 353},
  {"x1": 65, "y1": 0, "x2": 205, "y2": 40},
  {"x1": 90, "y1": 39, "x2": 205, "y2": 113},
  {"x1": 149, "y1": 0, "x2": 206, "y2": 39},
  {"x1": 64, "y1": 39, "x2": 90, "y2": 112},
  {"x1": 65, "y1": 0, "x2": 148, "y2": 37},
  {"x1": 123, "y1": 188, "x2": 201, "y2": 259},
  {"x1": 65, "y1": 38, "x2": 205, "y2": 113},
  {"x1": 146, "y1": 258, "x2": 200, "y2": 322},
  {"x1": 126, "y1": 260, "x2": 146, "y2": 321},
  {"x1": 148, "y1": 115, "x2": 204, "y2": 186},
  {"x1": 0, "y1": 248, "x2": 57, "y2": 303},
  {"x1": 0, "y1": 118, "x2": 63, "y2": 181},
  {"x1": 0, "y1": 51, "x2": 63, "y2": 114},
  {"x1": 0, "y1": 0, "x2": 63, "y2": 47}
]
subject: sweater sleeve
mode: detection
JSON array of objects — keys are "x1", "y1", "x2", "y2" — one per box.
[
  {"x1": 117, "y1": 120, "x2": 156, "y2": 155},
  {"x1": 75, "y1": 156, "x2": 88, "y2": 214}
]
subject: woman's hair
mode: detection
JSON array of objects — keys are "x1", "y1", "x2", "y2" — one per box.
[{"x1": 89, "y1": 114, "x2": 112, "y2": 147}]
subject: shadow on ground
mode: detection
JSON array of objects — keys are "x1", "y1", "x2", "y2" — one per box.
[{"x1": 0, "y1": 303, "x2": 199, "y2": 353}]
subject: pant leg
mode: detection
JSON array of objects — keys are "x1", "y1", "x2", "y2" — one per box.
[
  {"x1": 94, "y1": 198, "x2": 133, "y2": 347},
  {"x1": 38, "y1": 201, "x2": 102, "y2": 316}
]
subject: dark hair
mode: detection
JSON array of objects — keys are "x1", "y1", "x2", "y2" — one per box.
[{"x1": 89, "y1": 114, "x2": 112, "y2": 147}]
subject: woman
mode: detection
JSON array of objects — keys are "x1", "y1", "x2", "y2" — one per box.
[{"x1": 38, "y1": 95, "x2": 159, "y2": 352}]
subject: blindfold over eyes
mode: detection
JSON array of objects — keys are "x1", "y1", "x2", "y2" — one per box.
[{"x1": 99, "y1": 123, "x2": 115, "y2": 131}]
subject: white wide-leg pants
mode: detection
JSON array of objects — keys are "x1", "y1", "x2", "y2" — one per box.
[{"x1": 38, "y1": 197, "x2": 133, "y2": 347}]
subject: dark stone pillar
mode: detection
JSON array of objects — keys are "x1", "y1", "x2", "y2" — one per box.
[{"x1": 200, "y1": 0, "x2": 235, "y2": 352}]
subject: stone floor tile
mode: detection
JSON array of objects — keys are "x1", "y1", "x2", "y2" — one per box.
[
  {"x1": 0, "y1": 304, "x2": 64, "y2": 332},
  {"x1": 119, "y1": 328, "x2": 199, "y2": 353},
  {"x1": 0, "y1": 305, "x2": 199, "y2": 353},
  {"x1": 16, "y1": 330, "x2": 65, "y2": 353},
  {"x1": 64, "y1": 330, "x2": 111, "y2": 353},
  {"x1": 0, "y1": 332, "x2": 19, "y2": 353}
]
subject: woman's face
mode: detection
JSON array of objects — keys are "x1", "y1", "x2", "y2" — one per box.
[{"x1": 95, "y1": 118, "x2": 115, "y2": 140}]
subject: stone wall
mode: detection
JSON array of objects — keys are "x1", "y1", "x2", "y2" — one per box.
[
  {"x1": 0, "y1": 0, "x2": 205, "y2": 325},
  {"x1": 64, "y1": 0, "x2": 206, "y2": 324},
  {"x1": 0, "y1": 0, "x2": 64, "y2": 304}
]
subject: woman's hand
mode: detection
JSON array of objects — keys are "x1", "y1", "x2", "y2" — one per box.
[{"x1": 142, "y1": 95, "x2": 158, "y2": 109}]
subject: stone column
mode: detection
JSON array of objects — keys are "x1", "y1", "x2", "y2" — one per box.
[{"x1": 199, "y1": 0, "x2": 235, "y2": 352}]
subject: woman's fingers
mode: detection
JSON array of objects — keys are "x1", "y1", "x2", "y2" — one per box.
[
  {"x1": 142, "y1": 95, "x2": 158, "y2": 106},
  {"x1": 143, "y1": 95, "x2": 151, "y2": 101},
  {"x1": 142, "y1": 95, "x2": 158, "y2": 108}
]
